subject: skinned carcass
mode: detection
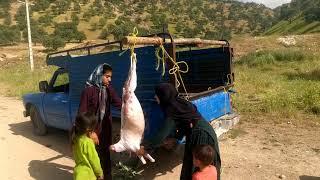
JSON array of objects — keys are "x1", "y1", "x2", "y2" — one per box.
[{"x1": 110, "y1": 53, "x2": 155, "y2": 164}]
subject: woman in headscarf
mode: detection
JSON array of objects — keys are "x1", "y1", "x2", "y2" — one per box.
[
  {"x1": 78, "y1": 63, "x2": 122, "y2": 180},
  {"x1": 140, "y1": 83, "x2": 221, "y2": 180}
]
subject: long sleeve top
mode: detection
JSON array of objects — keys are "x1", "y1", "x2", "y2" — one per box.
[
  {"x1": 78, "y1": 85, "x2": 122, "y2": 114},
  {"x1": 73, "y1": 135, "x2": 103, "y2": 180},
  {"x1": 78, "y1": 85, "x2": 122, "y2": 142}
]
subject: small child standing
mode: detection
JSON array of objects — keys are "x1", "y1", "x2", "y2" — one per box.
[
  {"x1": 71, "y1": 112, "x2": 103, "y2": 180},
  {"x1": 192, "y1": 145, "x2": 218, "y2": 180}
]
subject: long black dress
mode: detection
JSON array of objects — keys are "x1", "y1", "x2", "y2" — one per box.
[
  {"x1": 147, "y1": 83, "x2": 221, "y2": 180},
  {"x1": 183, "y1": 118, "x2": 221, "y2": 180}
]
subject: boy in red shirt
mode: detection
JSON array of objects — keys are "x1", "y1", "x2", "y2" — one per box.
[{"x1": 192, "y1": 145, "x2": 218, "y2": 180}]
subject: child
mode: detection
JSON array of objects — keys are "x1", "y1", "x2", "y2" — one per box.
[
  {"x1": 192, "y1": 145, "x2": 217, "y2": 180},
  {"x1": 71, "y1": 112, "x2": 104, "y2": 180}
]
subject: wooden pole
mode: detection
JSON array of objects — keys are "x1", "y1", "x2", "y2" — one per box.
[
  {"x1": 122, "y1": 36, "x2": 163, "y2": 45},
  {"x1": 123, "y1": 36, "x2": 227, "y2": 46},
  {"x1": 174, "y1": 38, "x2": 227, "y2": 46}
]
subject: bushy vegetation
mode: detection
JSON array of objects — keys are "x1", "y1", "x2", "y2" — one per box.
[
  {"x1": 233, "y1": 48, "x2": 320, "y2": 116},
  {"x1": 267, "y1": 0, "x2": 320, "y2": 35},
  {"x1": 0, "y1": 0, "x2": 11, "y2": 19},
  {"x1": 276, "y1": 0, "x2": 320, "y2": 22},
  {"x1": 0, "y1": 25, "x2": 20, "y2": 45},
  {"x1": 0, "y1": 58, "x2": 56, "y2": 97},
  {"x1": 237, "y1": 49, "x2": 310, "y2": 67},
  {"x1": 0, "y1": 0, "x2": 278, "y2": 47}
]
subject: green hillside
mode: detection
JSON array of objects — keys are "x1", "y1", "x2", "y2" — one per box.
[
  {"x1": 265, "y1": 0, "x2": 320, "y2": 35},
  {"x1": 0, "y1": 0, "x2": 275, "y2": 48},
  {"x1": 265, "y1": 16, "x2": 320, "y2": 35}
]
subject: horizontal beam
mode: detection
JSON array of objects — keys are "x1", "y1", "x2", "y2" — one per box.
[{"x1": 123, "y1": 36, "x2": 228, "y2": 46}]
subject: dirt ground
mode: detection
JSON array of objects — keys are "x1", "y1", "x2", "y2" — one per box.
[{"x1": 0, "y1": 95, "x2": 319, "y2": 180}]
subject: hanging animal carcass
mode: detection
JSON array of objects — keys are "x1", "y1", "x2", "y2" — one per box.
[{"x1": 110, "y1": 53, "x2": 155, "y2": 164}]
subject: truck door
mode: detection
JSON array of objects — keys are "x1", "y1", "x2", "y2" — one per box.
[{"x1": 43, "y1": 69, "x2": 70, "y2": 130}]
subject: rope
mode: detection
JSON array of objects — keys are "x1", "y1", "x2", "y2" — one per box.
[
  {"x1": 223, "y1": 86, "x2": 228, "y2": 120},
  {"x1": 120, "y1": 27, "x2": 190, "y2": 99},
  {"x1": 119, "y1": 27, "x2": 139, "y2": 58},
  {"x1": 128, "y1": 27, "x2": 138, "y2": 59},
  {"x1": 155, "y1": 47, "x2": 165, "y2": 76},
  {"x1": 155, "y1": 44, "x2": 190, "y2": 100}
]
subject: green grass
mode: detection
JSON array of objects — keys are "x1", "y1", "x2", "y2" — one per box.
[
  {"x1": 233, "y1": 49, "x2": 320, "y2": 116},
  {"x1": 0, "y1": 57, "x2": 56, "y2": 98},
  {"x1": 265, "y1": 16, "x2": 320, "y2": 35},
  {"x1": 236, "y1": 49, "x2": 311, "y2": 67}
]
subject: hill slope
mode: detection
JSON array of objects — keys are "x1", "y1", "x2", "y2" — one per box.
[
  {"x1": 0, "y1": 0, "x2": 274, "y2": 43},
  {"x1": 265, "y1": 0, "x2": 320, "y2": 35},
  {"x1": 265, "y1": 17, "x2": 320, "y2": 35}
]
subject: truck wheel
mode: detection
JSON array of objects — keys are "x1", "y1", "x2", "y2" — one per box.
[{"x1": 30, "y1": 105, "x2": 48, "y2": 136}]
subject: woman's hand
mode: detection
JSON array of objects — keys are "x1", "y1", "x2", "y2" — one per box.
[
  {"x1": 162, "y1": 138, "x2": 177, "y2": 150},
  {"x1": 88, "y1": 132, "x2": 99, "y2": 145}
]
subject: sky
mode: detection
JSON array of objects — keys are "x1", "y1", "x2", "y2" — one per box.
[{"x1": 237, "y1": 0, "x2": 292, "y2": 8}]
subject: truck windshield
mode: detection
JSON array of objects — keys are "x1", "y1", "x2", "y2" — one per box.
[{"x1": 52, "y1": 72, "x2": 69, "y2": 93}]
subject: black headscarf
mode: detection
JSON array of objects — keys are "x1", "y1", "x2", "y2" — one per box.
[{"x1": 155, "y1": 83, "x2": 202, "y2": 139}]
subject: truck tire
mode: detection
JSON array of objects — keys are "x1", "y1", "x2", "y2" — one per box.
[{"x1": 30, "y1": 105, "x2": 48, "y2": 136}]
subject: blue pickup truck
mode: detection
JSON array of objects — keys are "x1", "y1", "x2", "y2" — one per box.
[{"x1": 22, "y1": 33, "x2": 237, "y2": 139}]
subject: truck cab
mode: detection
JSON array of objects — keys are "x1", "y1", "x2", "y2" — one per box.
[{"x1": 23, "y1": 68, "x2": 71, "y2": 135}]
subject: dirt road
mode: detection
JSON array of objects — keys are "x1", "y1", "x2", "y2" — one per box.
[
  {"x1": 0, "y1": 96, "x2": 74, "y2": 180},
  {"x1": 0, "y1": 95, "x2": 319, "y2": 180}
]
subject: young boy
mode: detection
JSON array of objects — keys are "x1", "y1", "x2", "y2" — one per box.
[{"x1": 192, "y1": 145, "x2": 217, "y2": 180}]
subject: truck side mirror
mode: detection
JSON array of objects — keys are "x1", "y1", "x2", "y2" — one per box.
[{"x1": 39, "y1": 81, "x2": 49, "y2": 92}]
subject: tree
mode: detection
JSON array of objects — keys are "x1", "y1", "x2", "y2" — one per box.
[
  {"x1": 82, "y1": 11, "x2": 92, "y2": 22},
  {"x1": 33, "y1": 0, "x2": 50, "y2": 12},
  {"x1": 280, "y1": 6, "x2": 295, "y2": 22},
  {"x1": 0, "y1": 0, "x2": 11, "y2": 18},
  {"x1": 42, "y1": 35, "x2": 65, "y2": 50},
  {"x1": 53, "y1": 22, "x2": 86, "y2": 43},
  {"x1": 38, "y1": 14, "x2": 53, "y2": 26},
  {"x1": 53, "y1": 23, "x2": 69, "y2": 42},
  {"x1": 108, "y1": 20, "x2": 134, "y2": 40},
  {"x1": 23, "y1": 25, "x2": 47, "y2": 45},
  {"x1": 73, "y1": 2, "x2": 81, "y2": 12},
  {"x1": 4, "y1": 14, "x2": 11, "y2": 26},
  {"x1": 0, "y1": 25, "x2": 20, "y2": 45},
  {"x1": 204, "y1": 30, "x2": 219, "y2": 40},
  {"x1": 71, "y1": 13, "x2": 80, "y2": 25},
  {"x1": 54, "y1": 0, "x2": 71, "y2": 15},
  {"x1": 137, "y1": 27, "x2": 149, "y2": 36},
  {"x1": 183, "y1": 27, "x2": 196, "y2": 38},
  {"x1": 304, "y1": 7, "x2": 320, "y2": 22},
  {"x1": 98, "y1": 17, "x2": 107, "y2": 28},
  {"x1": 15, "y1": 5, "x2": 27, "y2": 30},
  {"x1": 175, "y1": 21, "x2": 184, "y2": 33},
  {"x1": 74, "y1": 32, "x2": 86, "y2": 42},
  {"x1": 151, "y1": 13, "x2": 168, "y2": 33},
  {"x1": 217, "y1": 28, "x2": 232, "y2": 40},
  {"x1": 99, "y1": 28, "x2": 109, "y2": 39},
  {"x1": 93, "y1": 0, "x2": 103, "y2": 14}
]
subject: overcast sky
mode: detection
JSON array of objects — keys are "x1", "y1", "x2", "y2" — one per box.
[{"x1": 237, "y1": 0, "x2": 292, "y2": 8}]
